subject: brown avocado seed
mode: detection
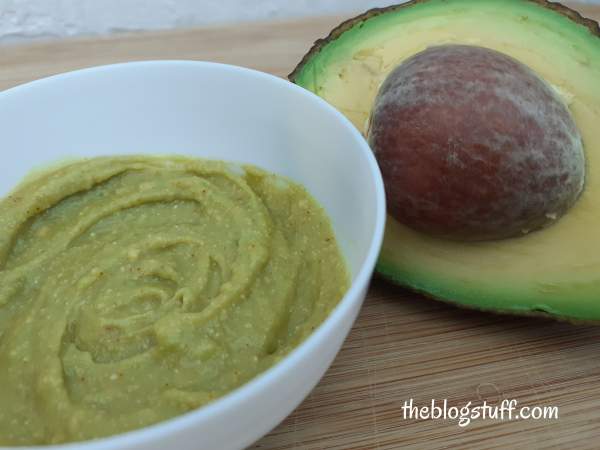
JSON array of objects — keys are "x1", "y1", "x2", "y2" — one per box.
[{"x1": 368, "y1": 44, "x2": 585, "y2": 241}]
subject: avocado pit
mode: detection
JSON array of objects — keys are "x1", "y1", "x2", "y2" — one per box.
[{"x1": 368, "y1": 44, "x2": 585, "y2": 241}]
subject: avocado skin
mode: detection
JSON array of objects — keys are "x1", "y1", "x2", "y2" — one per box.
[
  {"x1": 376, "y1": 260, "x2": 600, "y2": 326},
  {"x1": 289, "y1": 0, "x2": 600, "y2": 323},
  {"x1": 288, "y1": 0, "x2": 600, "y2": 84}
]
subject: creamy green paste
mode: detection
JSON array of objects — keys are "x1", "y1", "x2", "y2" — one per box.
[{"x1": 0, "y1": 156, "x2": 348, "y2": 444}]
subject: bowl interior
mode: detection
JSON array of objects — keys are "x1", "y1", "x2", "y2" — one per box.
[{"x1": 0, "y1": 61, "x2": 380, "y2": 280}]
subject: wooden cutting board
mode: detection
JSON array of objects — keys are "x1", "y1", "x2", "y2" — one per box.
[{"x1": 1, "y1": 3, "x2": 599, "y2": 449}]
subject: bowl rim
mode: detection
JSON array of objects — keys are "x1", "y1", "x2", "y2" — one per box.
[{"x1": 0, "y1": 60, "x2": 386, "y2": 450}]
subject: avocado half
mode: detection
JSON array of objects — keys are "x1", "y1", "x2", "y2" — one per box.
[{"x1": 290, "y1": 0, "x2": 600, "y2": 322}]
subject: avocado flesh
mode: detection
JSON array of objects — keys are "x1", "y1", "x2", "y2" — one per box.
[{"x1": 291, "y1": 0, "x2": 600, "y2": 321}]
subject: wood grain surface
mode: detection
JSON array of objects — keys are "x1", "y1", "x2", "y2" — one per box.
[{"x1": 1, "y1": 3, "x2": 599, "y2": 449}]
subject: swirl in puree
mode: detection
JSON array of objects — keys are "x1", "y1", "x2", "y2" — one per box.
[{"x1": 0, "y1": 156, "x2": 348, "y2": 444}]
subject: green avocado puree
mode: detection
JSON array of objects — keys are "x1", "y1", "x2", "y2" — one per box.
[{"x1": 0, "y1": 156, "x2": 348, "y2": 444}]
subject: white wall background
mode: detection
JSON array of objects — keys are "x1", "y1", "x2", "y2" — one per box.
[
  {"x1": 0, "y1": 0, "x2": 598, "y2": 43},
  {"x1": 0, "y1": 0, "x2": 402, "y2": 43}
]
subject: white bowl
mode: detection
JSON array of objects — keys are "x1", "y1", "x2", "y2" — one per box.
[{"x1": 0, "y1": 61, "x2": 385, "y2": 450}]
